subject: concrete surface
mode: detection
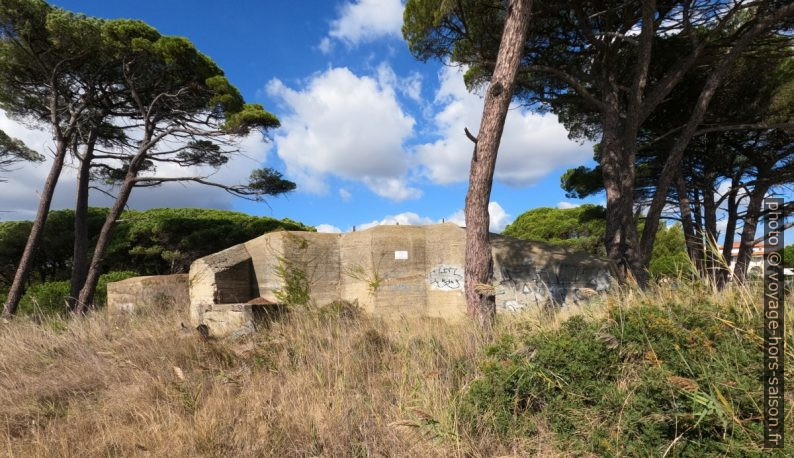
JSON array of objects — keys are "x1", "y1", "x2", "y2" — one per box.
[
  {"x1": 107, "y1": 274, "x2": 189, "y2": 314},
  {"x1": 186, "y1": 223, "x2": 614, "y2": 337}
]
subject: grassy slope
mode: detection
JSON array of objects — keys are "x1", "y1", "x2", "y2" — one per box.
[{"x1": 0, "y1": 284, "x2": 792, "y2": 457}]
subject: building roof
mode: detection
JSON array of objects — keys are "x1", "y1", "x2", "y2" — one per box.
[{"x1": 719, "y1": 241, "x2": 770, "y2": 254}]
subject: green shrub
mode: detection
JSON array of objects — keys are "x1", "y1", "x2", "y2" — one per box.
[
  {"x1": 17, "y1": 271, "x2": 138, "y2": 317},
  {"x1": 502, "y1": 205, "x2": 607, "y2": 256},
  {"x1": 458, "y1": 301, "x2": 793, "y2": 456},
  {"x1": 317, "y1": 299, "x2": 361, "y2": 321},
  {"x1": 19, "y1": 281, "x2": 71, "y2": 316},
  {"x1": 649, "y1": 224, "x2": 696, "y2": 279}
]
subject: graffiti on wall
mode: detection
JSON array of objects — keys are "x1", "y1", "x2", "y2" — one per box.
[
  {"x1": 495, "y1": 262, "x2": 611, "y2": 311},
  {"x1": 428, "y1": 264, "x2": 463, "y2": 291},
  {"x1": 426, "y1": 260, "x2": 611, "y2": 306}
]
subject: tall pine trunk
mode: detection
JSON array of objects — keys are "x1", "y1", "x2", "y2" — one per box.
[
  {"x1": 601, "y1": 114, "x2": 641, "y2": 283},
  {"x1": 2, "y1": 138, "x2": 69, "y2": 317},
  {"x1": 464, "y1": 0, "x2": 532, "y2": 329},
  {"x1": 675, "y1": 172, "x2": 703, "y2": 273},
  {"x1": 717, "y1": 177, "x2": 740, "y2": 288},
  {"x1": 702, "y1": 166, "x2": 719, "y2": 281},
  {"x1": 74, "y1": 132, "x2": 153, "y2": 314},
  {"x1": 68, "y1": 132, "x2": 97, "y2": 309},
  {"x1": 74, "y1": 169, "x2": 136, "y2": 312}
]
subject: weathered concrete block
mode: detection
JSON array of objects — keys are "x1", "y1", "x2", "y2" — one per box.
[
  {"x1": 189, "y1": 243, "x2": 257, "y2": 334},
  {"x1": 200, "y1": 303, "x2": 255, "y2": 339},
  {"x1": 107, "y1": 274, "x2": 189, "y2": 314},
  {"x1": 186, "y1": 223, "x2": 615, "y2": 337}
]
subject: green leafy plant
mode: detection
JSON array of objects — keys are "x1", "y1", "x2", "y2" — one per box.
[{"x1": 273, "y1": 256, "x2": 312, "y2": 308}]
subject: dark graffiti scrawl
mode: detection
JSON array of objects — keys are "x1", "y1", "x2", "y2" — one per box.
[
  {"x1": 495, "y1": 263, "x2": 611, "y2": 310},
  {"x1": 428, "y1": 265, "x2": 463, "y2": 290}
]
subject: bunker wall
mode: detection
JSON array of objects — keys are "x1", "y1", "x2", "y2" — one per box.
[
  {"x1": 181, "y1": 223, "x2": 614, "y2": 338},
  {"x1": 107, "y1": 274, "x2": 189, "y2": 314}
]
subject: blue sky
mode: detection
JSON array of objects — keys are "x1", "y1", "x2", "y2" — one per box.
[{"x1": 1, "y1": 0, "x2": 605, "y2": 231}]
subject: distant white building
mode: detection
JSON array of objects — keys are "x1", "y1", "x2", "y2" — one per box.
[
  {"x1": 720, "y1": 242, "x2": 767, "y2": 276},
  {"x1": 719, "y1": 242, "x2": 793, "y2": 278}
]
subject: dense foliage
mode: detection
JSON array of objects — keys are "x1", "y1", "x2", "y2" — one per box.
[
  {"x1": 459, "y1": 296, "x2": 792, "y2": 456},
  {"x1": 502, "y1": 205, "x2": 690, "y2": 278},
  {"x1": 0, "y1": 208, "x2": 312, "y2": 289},
  {"x1": 648, "y1": 224, "x2": 696, "y2": 279},
  {"x1": 502, "y1": 205, "x2": 607, "y2": 256}
]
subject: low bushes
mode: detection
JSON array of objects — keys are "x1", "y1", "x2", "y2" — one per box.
[{"x1": 458, "y1": 295, "x2": 793, "y2": 456}]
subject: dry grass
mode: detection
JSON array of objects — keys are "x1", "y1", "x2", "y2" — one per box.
[
  {"x1": 1, "y1": 280, "x2": 789, "y2": 457},
  {"x1": 0, "y1": 302, "x2": 561, "y2": 457}
]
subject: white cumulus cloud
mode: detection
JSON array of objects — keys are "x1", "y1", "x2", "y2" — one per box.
[
  {"x1": 266, "y1": 66, "x2": 420, "y2": 201},
  {"x1": 445, "y1": 202, "x2": 511, "y2": 232},
  {"x1": 315, "y1": 223, "x2": 343, "y2": 233},
  {"x1": 376, "y1": 62, "x2": 423, "y2": 103},
  {"x1": 557, "y1": 201, "x2": 580, "y2": 209},
  {"x1": 415, "y1": 66, "x2": 593, "y2": 187},
  {"x1": 359, "y1": 211, "x2": 435, "y2": 230},
  {"x1": 338, "y1": 188, "x2": 352, "y2": 202},
  {"x1": 317, "y1": 37, "x2": 333, "y2": 54},
  {"x1": 328, "y1": 0, "x2": 405, "y2": 45},
  {"x1": 356, "y1": 201, "x2": 511, "y2": 233}
]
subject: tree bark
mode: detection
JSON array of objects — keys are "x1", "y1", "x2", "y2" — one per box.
[
  {"x1": 675, "y1": 172, "x2": 703, "y2": 272},
  {"x1": 68, "y1": 132, "x2": 97, "y2": 309},
  {"x1": 600, "y1": 94, "x2": 641, "y2": 282},
  {"x1": 702, "y1": 168, "x2": 719, "y2": 281},
  {"x1": 464, "y1": 0, "x2": 532, "y2": 329},
  {"x1": 601, "y1": 105, "x2": 632, "y2": 281},
  {"x1": 74, "y1": 167, "x2": 136, "y2": 313},
  {"x1": 599, "y1": 0, "x2": 655, "y2": 283},
  {"x1": 1, "y1": 139, "x2": 69, "y2": 317},
  {"x1": 717, "y1": 179, "x2": 740, "y2": 288},
  {"x1": 733, "y1": 184, "x2": 768, "y2": 282},
  {"x1": 74, "y1": 124, "x2": 155, "y2": 313}
]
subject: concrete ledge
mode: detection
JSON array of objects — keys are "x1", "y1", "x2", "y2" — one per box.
[
  {"x1": 199, "y1": 303, "x2": 255, "y2": 338},
  {"x1": 107, "y1": 274, "x2": 189, "y2": 314}
]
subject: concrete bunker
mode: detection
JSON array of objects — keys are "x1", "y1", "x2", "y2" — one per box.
[
  {"x1": 187, "y1": 223, "x2": 613, "y2": 337},
  {"x1": 107, "y1": 274, "x2": 189, "y2": 314}
]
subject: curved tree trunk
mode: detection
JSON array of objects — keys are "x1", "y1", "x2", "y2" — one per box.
[
  {"x1": 2, "y1": 139, "x2": 68, "y2": 318},
  {"x1": 464, "y1": 0, "x2": 532, "y2": 329},
  {"x1": 68, "y1": 133, "x2": 97, "y2": 310},
  {"x1": 733, "y1": 184, "x2": 768, "y2": 282},
  {"x1": 74, "y1": 170, "x2": 136, "y2": 313}
]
